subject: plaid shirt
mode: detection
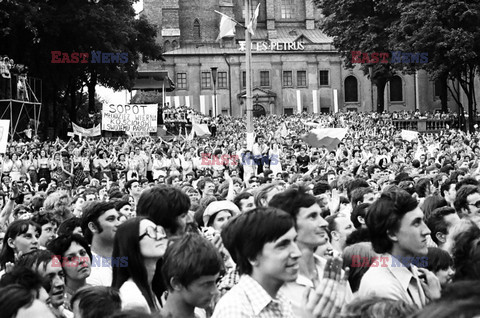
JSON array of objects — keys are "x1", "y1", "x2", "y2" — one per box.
[{"x1": 212, "y1": 275, "x2": 294, "y2": 318}]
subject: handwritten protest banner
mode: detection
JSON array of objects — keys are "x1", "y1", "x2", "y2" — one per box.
[{"x1": 102, "y1": 104, "x2": 158, "y2": 134}]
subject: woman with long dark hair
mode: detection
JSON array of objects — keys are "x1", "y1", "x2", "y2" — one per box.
[
  {"x1": 0, "y1": 219, "x2": 39, "y2": 270},
  {"x1": 111, "y1": 217, "x2": 168, "y2": 314}
]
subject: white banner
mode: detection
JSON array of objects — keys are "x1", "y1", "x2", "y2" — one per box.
[
  {"x1": 200, "y1": 95, "x2": 206, "y2": 115},
  {"x1": 296, "y1": 90, "x2": 302, "y2": 114},
  {"x1": 174, "y1": 96, "x2": 180, "y2": 108},
  {"x1": 102, "y1": 104, "x2": 157, "y2": 133},
  {"x1": 0, "y1": 120, "x2": 9, "y2": 153},
  {"x1": 185, "y1": 96, "x2": 190, "y2": 107},
  {"x1": 312, "y1": 90, "x2": 318, "y2": 114},
  {"x1": 333, "y1": 89, "x2": 338, "y2": 113}
]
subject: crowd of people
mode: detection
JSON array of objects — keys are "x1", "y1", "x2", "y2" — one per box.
[{"x1": 0, "y1": 110, "x2": 479, "y2": 318}]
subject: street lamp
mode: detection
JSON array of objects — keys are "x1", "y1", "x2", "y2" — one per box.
[{"x1": 211, "y1": 67, "x2": 218, "y2": 117}]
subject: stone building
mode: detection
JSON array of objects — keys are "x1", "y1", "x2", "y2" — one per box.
[{"x1": 140, "y1": 0, "x2": 462, "y2": 117}]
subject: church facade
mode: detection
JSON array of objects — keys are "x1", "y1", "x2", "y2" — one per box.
[{"x1": 140, "y1": 0, "x2": 461, "y2": 117}]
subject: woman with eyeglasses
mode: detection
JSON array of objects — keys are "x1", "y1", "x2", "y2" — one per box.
[{"x1": 112, "y1": 217, "x2": 168, "y2": 314}]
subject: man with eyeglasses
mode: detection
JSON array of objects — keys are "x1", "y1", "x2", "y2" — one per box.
[{"x1": 454, "y1": 184, "x2": 480, "y2": 222}]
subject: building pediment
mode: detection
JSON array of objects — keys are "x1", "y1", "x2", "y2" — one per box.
[{"x1": 238, "y1": 87, "x2": 277, "y2": 98}]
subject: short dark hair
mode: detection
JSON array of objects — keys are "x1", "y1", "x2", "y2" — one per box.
[
  {"x1": 347, "y1": 179, "x2": 370, "y2": 200},
  {"x1": 440, "y1": 178, "x2": 456, "y2": 198},
  {"x1": 136, "y1": 185, "x2": 190, "y2": 235},
  {"x1": 31, "y1": 211, "x2": 59, "y2": 228},
  {"x1": 452, "y1": 224, "x2": 480, "y2": 281},
  {"x1": 455, "y1": 177, "x2": 479, "y2": 191},
  {"x1": 57, "y1": 217, "x2": 82, "y2": 236},
  {"x1": 426, "y1": 207, "x2": 457, "y2": 246},
  {"x1": 350, "y1": 187, "x2": 374, "y2": 209},
  {"x1": 124, "y1": 179, "x2": 139, "y2": 193},
  {"x1": 415, "y1": 178, "x2": 432, "y2": 198},
  {"x1": 313, "y1": 181, "x2": 331, "y2": 196},
  {"x1": 0, "y1": 284, "x2": 38, "y2": 318},
  {"x1": 47, "y1": 234, "x2": 92, "y2": 265},
  {"x1": 351, "y1": 203, "x2": 370, "y2": 229},
  {"x1": 233, "y1": 192, "x2": 253, "y2": 210},
  {"x1": 268, "y1": 187, "x2": 317, "y2": 225},
  {"x1": 454, "y1": 185, "x2": 480, "y2": 215},
  {"x1": 162, "y1": 233, "x2": 223, "y2": 291},
  {"x1": 16, "y1": 249, "x2": 56, "y2": 273},
  {"x1": 71, "y1": 286, "x2": 122, "y2": 318},
  {"x1": 426, "y1": 247, "x2": 453, "y2": 273},
  {"x1": 221, "y1": 207, "x2": 294, "y2": 275},
  {"x1": 0, "y1": 266, "x2": 45, "y2": 295},
  {"x1": 81, "y1": 201, "x2": 116, "y2": 244},
  {"x1": 366, "y1": 188, "x2": 419, "y2": 254}
]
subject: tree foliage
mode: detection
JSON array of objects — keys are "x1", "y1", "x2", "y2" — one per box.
[{"x1": 0, "y1": 0, "x2": 162, "y2": 137}]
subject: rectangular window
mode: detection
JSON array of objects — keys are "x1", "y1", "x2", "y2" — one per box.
[
  {"x1": 260, "y1": 71, "x2": 270, "y2": 87},
  {"x1": 217, "y1": 72, "x2": 227, "y2": 89},
  {"x1": 176, "y1": 73, "x2": 187, "y2": 89},
  {"x1": 283, "y1": 71, "x2": 293, "y2": 87},
  {"x1": 297, "y1": 71, "x2": 307, "y2": 87},
  {"x1": 242, "y1": 71, "x2": 246, "y2": 88},
  {"x1": 281, "y1": 0, "x2": 295, "y2": 19},
  {"x1": 201, "y1": 72, "x2": 211, "y2": 89},
  {"x1": 284, "y1": 108, "x2": 294, "y2": 115},
  {"x1": 319, "y1": 70, "x2": 329, "y2": 86}
]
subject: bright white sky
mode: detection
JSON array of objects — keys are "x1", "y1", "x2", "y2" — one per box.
[{"x1": 97, "y1": 0, "x2": 144, "y2": 105}]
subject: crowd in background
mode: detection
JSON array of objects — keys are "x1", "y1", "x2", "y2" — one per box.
[{"x1": 0, "y1": 110, "x2": 479, "y2": 317}]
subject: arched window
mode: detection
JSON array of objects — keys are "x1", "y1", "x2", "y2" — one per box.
[
  {"x1": 172, "y1": 40, "x2": 178, "y2": 49},
  {"x1": 163, "y1": 40, "x2": 171, "y2": 52},
  {"x1": 390, "y1": 76, "x2": 403, "y2": 101},
  {"x1": 344, "y1": 76, "x2": 358, "y2": 102},
  {"x1": 193, "y1": 19, "x2": 201, "y2": 39}
]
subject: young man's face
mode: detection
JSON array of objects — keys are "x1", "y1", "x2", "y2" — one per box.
[
  {"x1": 390, "y1": 206, "x2": 430, "y2": 257},
  {"x1": 130, "y1": 181, "x2": 142, "y2": 197},
  {"x1": 253, "y1": 227, "x2": 301, "y2": 284},
  {"x1": 94, "y1": 209, "x2": 120, "y2": 243},
  {"x1": 239, "y1": 196, "x2": 255, "y2": 213},
  {"x1": 179, "y1": 274, "x2": 220, "y2": 309},
  {"x1": 295, "y1": 203, "x2": 329, "y2": 248},
  {"x1": 203, "y1": 182, "x2": 215, "y2": 197},
  {"x1": 37, "y1": 258, "x2": 65, "y2": 308},
  {"x1": 38, "y1": 222, "x2": 57, "y2": 247},
  {"x1": 463, "y1": 192, "x2": 480, "y2": 216}
]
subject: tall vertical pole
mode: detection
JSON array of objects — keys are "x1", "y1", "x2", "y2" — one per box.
[{"x1": 245, "y1": 0, "x2": 254, "y2": 150}]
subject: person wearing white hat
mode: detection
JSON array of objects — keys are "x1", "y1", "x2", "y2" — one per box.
[{"x1": 202, "y1": 200, "x2": 240, "y2": 232}]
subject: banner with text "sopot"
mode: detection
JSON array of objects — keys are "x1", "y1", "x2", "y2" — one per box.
[{"x1": 102, "y1": 104, "x2": 158, "y2": 134}]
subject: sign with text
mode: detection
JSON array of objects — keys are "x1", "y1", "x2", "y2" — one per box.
[
  {"x1": 102, "y1": 104, "x2": 158, "y2": 134},
  {"x1": 238, "y1": 41, "x2": 304, "y2": 51}
]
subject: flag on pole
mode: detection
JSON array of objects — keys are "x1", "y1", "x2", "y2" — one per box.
[
  {"x1": 215, "y1": 11, "x2": 237, "y2": 41},
  {"x1": 302, "y1": 128, "x2": 348, "y2": 151},
  {"x1": 246, "y1": 3, "x2": 260, "y2": 35}
]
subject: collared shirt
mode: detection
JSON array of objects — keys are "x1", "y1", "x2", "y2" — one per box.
[
  {"x1": 212, "y1": 275, "x2": 294, "y2": 318},
  {"x1": 357, "y1": 253, "x2": 427, "y2": 308},
  {"x1": 85, "y1": 252, "x2": 112, "y2": 287},
  {"x1": 280, "y1": 255, "x2": 353, "y2": 317}
]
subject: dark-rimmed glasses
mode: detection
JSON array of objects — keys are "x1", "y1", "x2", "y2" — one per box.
[{"x1": 139, "y1": 226, "x2": 167, "y2": 241}]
